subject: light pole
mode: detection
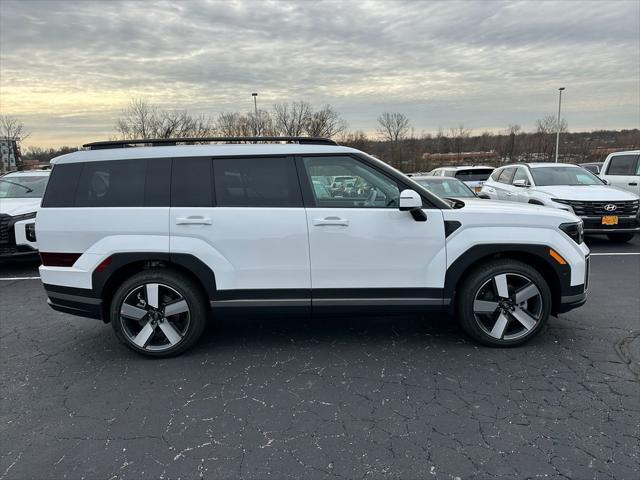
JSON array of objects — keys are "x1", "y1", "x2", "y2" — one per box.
[
  {"x1": 251, "y1": 93, "x2": 258, "y2": 135},
  {"x1": 554, "y1": 87, "x2": 565, "y2": 163}
]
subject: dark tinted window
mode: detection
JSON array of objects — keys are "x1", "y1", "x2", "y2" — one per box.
[
  {"x1": 213, "y1": 157, "x2": 302, "y2": 207},
  {"x1": 145, "y1": 158, "x2": 171, "y2": 206},
  {"x1": 606, "y1": 155, "x2": 638, "y2": 175},
  {"x1": 497, "y1": 167, "x2": 516, "y2": 184},
  {"x1": 454, "y1": 169, "x2": 493, "y2": 181},
  {"x1": 75, "y1": 159, "x2": 146, "y2": 207},
  {"x1": 41, "y1": 163, "x2": 83, "y2": 207},
  {"x1": 171, "y1": 157, "x2": 214, "y2": 207}
]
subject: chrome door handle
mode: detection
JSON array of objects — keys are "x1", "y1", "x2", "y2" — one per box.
[
  {"x1": 312, "y1": 217, "x2": 349, "y2": 226},
  {"x1": 176, "y1": 216, "x2": 212, "y2": 225}
]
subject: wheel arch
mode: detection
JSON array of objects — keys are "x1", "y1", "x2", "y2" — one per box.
[
  {"x1": 445, "y1": 244, "x2": 567, "y2": 315},
  {"x1": 93, "y1": 253, "x2": 216, "y2": 322}
]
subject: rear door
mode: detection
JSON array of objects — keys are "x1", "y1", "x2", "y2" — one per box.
[
  {"x1": 169, "y1": 156, "x2": 311, "y2": 308},
  {"x1": 298, "y1": 154, "x2": 447, "y2": 311},
  {"x1": 602, "y1": 154, "x2": 640, "y2": 195},
  {"x1": 495, "y1": 167, "x2": 517, "y2": 201}
]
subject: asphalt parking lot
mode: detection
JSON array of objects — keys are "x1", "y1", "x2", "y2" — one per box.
[{"x1": 1, "y1": 236, "x2": 638, "y2": 480}]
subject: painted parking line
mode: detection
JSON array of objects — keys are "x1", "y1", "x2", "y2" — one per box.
[{"x1": 0, "y1": 276, "x2": 41, "y2": 281}]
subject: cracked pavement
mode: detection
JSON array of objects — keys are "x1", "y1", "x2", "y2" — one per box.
[{"x1": 1, "y1": 237, "x2": 639, "y2": 479}]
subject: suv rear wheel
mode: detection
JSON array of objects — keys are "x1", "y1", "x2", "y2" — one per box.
[
  {"x1": 456, "y1": 260, "x2": 551, "y2": 347},
  {"x1": 110, "y1": 270, "x2": 208, "y2": 357}
]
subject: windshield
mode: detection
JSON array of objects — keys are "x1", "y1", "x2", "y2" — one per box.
[
  {"x1": 530, "y1": 166, "x2": 602, "y2": 186},
  {"x1": 454, "y1": 169, "x2": 493, "y2": 182},
  {"x1": 0, "y1": 175, "x2": 49, "y2": 198},
  {"x1": 415, "y1": 178, "x2": 476, "y2": 198}
]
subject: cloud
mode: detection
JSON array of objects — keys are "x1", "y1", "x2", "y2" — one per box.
[{"x1": 1, "y1": 0, "x2": 638, "y2": 147}]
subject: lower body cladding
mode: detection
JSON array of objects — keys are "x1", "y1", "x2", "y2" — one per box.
[{"x1": 43, "y1": 281, "x2": 588, "y2": 321}]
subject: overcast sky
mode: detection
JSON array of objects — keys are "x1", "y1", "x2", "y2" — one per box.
[{"x1": 1, "y1": 0, "x2": 638, "y2": 148}]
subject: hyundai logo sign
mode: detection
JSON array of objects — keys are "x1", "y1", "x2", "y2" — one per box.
[{"x1": 603, "y1": 204, "x2": 617, "y2": 212}]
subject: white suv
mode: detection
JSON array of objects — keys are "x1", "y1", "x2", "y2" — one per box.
[
  {"x1": 599, "y1": 150, "x2": 639, "y2": 196},
  {"x1": 37, "y1": 137, "x2": 589, "y2": 357},
  {"x1": 481, "y1": 163, "x2": 640, "y2": 242},
  {"x1": 0, "y1": 170, "x2": 50, "y2": 257}
]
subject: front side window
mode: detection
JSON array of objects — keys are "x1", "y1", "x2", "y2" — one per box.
[
  {"x1": 512, "y1": 167, "x2": 530, "y2": 185},
  {"x1": 415, "y1": 178, "x2": 475, "y2": 198},
  {"x1": 0, "y1": 175, "x2": 49, "y2": 198},
  {"x1": 606, "y1": 155, "x2": 639, "y2": 175},
  {"x1": 172, "y1": 157, "x2": 213, "y2": 207},
  {"x1": 530, "y1": 166, "x2": 602, "y2": 186},
  {"x1": 213, "y1": 157, "x2": 302, "y2": 207},
  {"x1": 302, "y1": 156, "x2": 400, "y2": 208}
]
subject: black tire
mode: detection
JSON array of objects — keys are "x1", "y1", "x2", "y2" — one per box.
[
  {"x1": 456, "y1": 259, "x2": 552, "y2": 347},
  {"x1": 606, "y1": 233, "x2": 635, "y2": 243},
  {"x1": 110, "y1": 269, "x2": 208, "y2": 357}
]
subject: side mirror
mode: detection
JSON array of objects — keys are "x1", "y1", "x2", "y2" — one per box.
[
  {"x1": 399, "y1": 189, "x2": 422, "y2": 211},
  {"x1": 601, "y1": 178, "x2": 609, "y2": 185},
  {"x1": 513, "y1": 179, "x2": 529, "y2": 187},
  {"x1": 399, "y1": 189, "x2": 427, "y2": 222}
]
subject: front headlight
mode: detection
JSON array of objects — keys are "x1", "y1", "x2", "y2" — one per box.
[
  {"x1": 12, "y1": 212, "x2": 37, "y2": 222},
  {"x1": 559, "y1": 221, "x2": 584, "y2": 244}
]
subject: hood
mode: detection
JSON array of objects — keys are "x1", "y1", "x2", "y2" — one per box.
[
  {"x1": 446, "y1": 197, "x2": 579, "y2": 224},
  {"x1": 0, "y1": 198, "x2": 41, "y2": 216},
  {"x1": 535, "y1": 184, "x2": 640, "y2": 201}
]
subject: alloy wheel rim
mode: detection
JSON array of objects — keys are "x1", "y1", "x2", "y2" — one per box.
[
  {"x1": 472, "y1": 273, "x2": 543, "y2": 341},
  {"x1": 119, "y1": 283, "x2": 190, "y2": 352}
]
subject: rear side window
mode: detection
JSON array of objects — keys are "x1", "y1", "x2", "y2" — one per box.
[
  {"x1": 42, "y1": 159, "x2": 170, "y2": 208},
  {"x1": 497, "y1": 167, "x2": 516, "y2": 184},
  {"x1": 606, "y1": 155, "x2": 639, "y2": 175},
  {"x1": 171, "y1": 157, "x2": 214, "y2": 207},
  {"x1": 213, "y1": 157, "x2": 302, "y2": 207}
]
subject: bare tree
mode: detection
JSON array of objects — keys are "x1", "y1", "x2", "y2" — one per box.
[
  {"x1": 273, "y1": 101, "x2": 311, "y2": 136},
  {"x1": 304, "y1": 105, "x2": 347, "y2": 138},
  {"x1": 376, "y1": 112, "x2": 411, "y2": 143},
  {"x1": 535, "y1": 115, "x2": 567, "y2": 161},
  {"x1": 0, "y1": 115, "x2": 30, "y2": 141},
  {"x1": 216, "y1": 112, "x2": 248, "y2": 137},
  {"x1": 249, "y1": 109, "x2": 275, "y2": 136},
  {"x1": 448, "y1": 124, "x2": 471, "y2": 154},
  {"x1": 115, "y1": 98, "x2": 215, "y2": 139}
]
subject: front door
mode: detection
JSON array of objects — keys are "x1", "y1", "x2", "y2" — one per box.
[{"x1": 298, "y1": 155, "x2": 447, "y2": 310}]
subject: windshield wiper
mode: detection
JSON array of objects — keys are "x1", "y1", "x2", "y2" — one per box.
[{"x1": 0, "y1": 179, "x2": 33, "y2": 193}]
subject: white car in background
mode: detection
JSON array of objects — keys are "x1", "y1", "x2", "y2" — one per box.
[
  {"x1": 599, "y1": 150, "x2": 639, "y2": 195},
  {"x1": 428, "y1": 166, "x2": 494, "y2": 194},
  {"x1": 481, "y1": 163, "x2": 640, "y2": 242},
  {"x1": 0, "y1": 170, "x2": 50, "y2": 257}
]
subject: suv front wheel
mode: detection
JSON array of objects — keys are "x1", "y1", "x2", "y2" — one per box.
[
  {"x1": 456, "y1": 260, "x2": 552, "y2": 347},
  {"x1": 110, "y1": 269, "x2": 208, "y2": 357}
]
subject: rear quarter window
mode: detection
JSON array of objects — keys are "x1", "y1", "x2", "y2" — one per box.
[{"x1": 42, "y1": 159, "x2": 170, "y2": 208}]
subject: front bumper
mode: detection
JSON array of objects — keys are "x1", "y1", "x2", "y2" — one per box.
[
  {"x1": 556, "y1": 254, "x2": 589, "y2": 314},
  {"x1": 581, "y1": 215, "x2": 640, "y2": 234}
]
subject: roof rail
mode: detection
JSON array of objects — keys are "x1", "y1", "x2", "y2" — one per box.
[{"x1": 83, "y1": 136, "x2": 339, "y2": 150}]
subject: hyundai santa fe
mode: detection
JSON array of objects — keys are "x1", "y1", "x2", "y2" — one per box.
[
  {"x1": 36, "y1": 137, "x2": 589, "y2": 357},
  {"x1": 481, "y1": 163, "x2": 640, "y2": 242}
]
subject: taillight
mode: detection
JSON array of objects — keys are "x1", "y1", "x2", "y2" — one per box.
[{"x1": 40, "y1": 252, "x2": 82, "y2": 267}]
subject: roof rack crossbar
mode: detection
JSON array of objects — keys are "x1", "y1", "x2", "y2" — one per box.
[{"x1": 83, "y1": 136, "x2": 339, "y2": 149}]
